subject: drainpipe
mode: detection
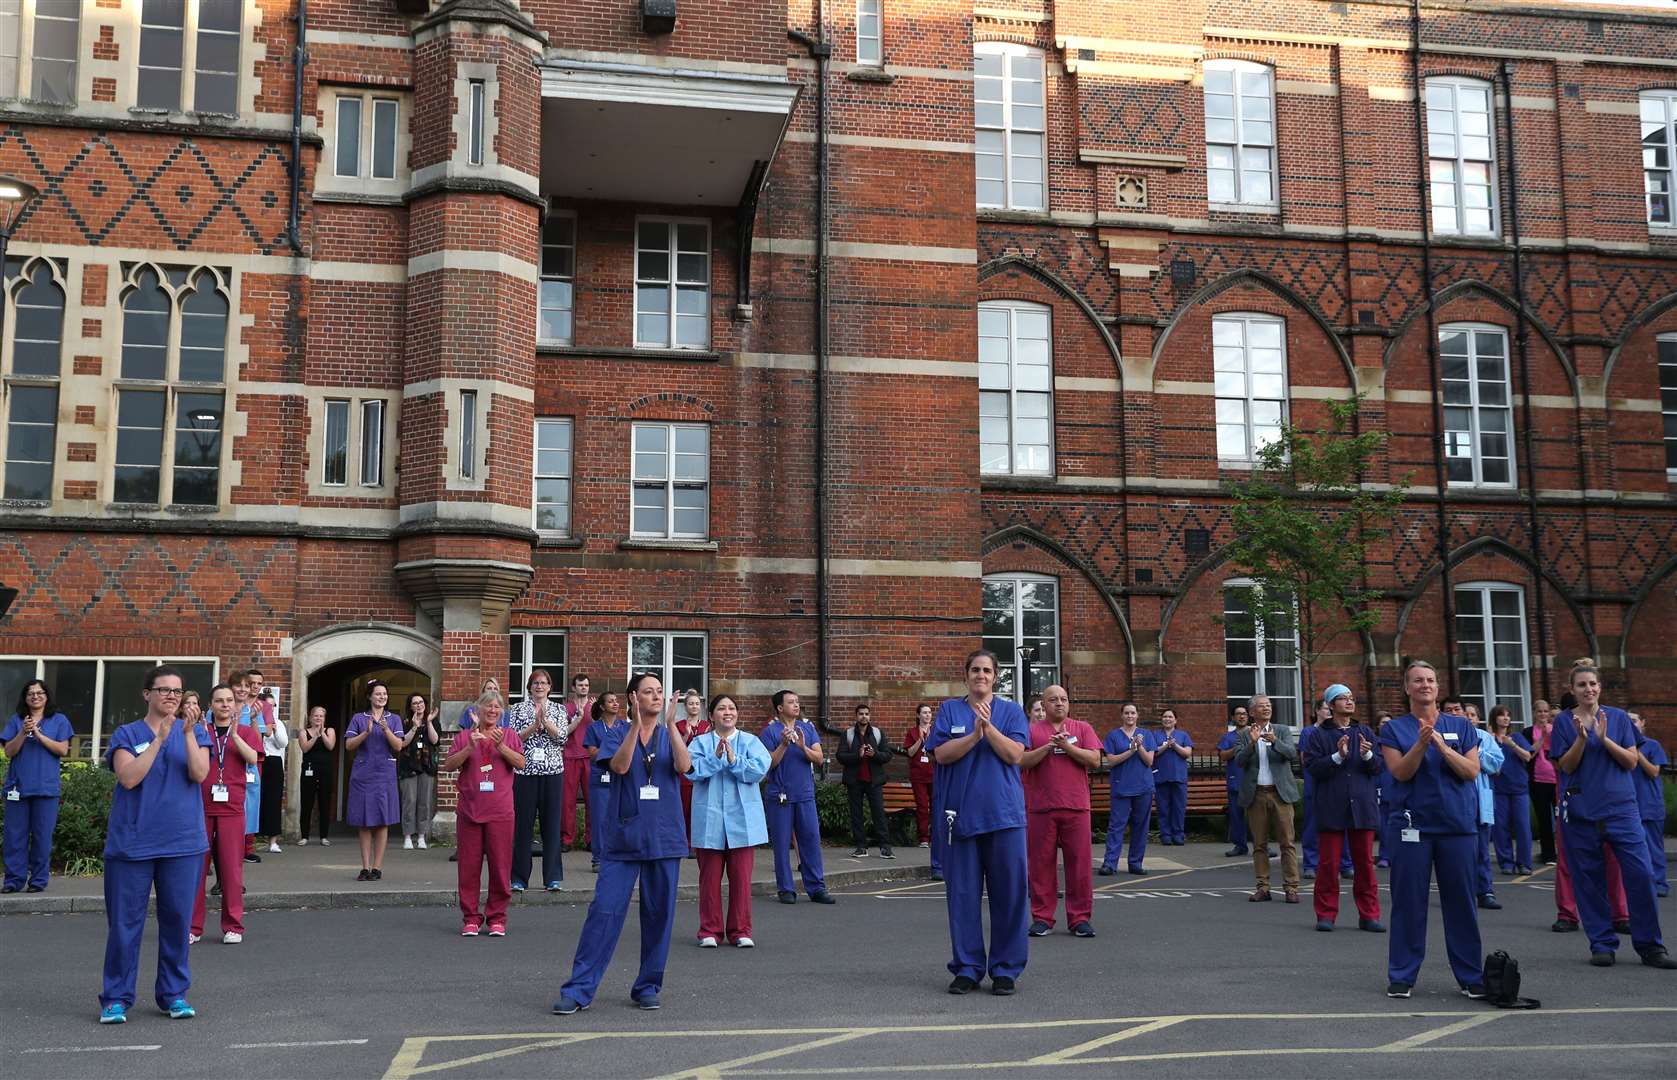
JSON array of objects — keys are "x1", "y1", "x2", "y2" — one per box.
[
  {"x1": 1410, "y1": 0, "x2": 1456, "y2": 678},
  {"x1": 287, "y1": 0, "x2": 308, "y2": 254},
  {"x1": 788, "y1": 21, "x2": 831, "y2": 730},
  {"x1": 1499, "y1": 61, "x2": 1551, "y2": 701}
]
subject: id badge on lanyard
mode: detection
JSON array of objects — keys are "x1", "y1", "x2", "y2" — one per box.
[{"x1": 211, "y1": 784, "x2": 230, "y2": 803}]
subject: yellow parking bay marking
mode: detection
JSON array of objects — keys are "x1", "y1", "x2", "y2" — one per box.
[
  {"x1": 382, "y1": 1035, "x2": 602, "y2": 1080},
  {"x1": 1027, "y1": 1018, "x2": 1188, "y2": 1064},
  {"x1": 650, "y1": 1030, "x2": 878, "y2": 1080},
  {"x1": 1376, "y1": 1011, "x2": 1502, "y2": 1051},
  {"x1": 1512, "y1": 864, "x2": 1555, "y2": 885}
]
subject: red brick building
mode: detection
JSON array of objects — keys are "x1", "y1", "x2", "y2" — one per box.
[{"x1": 0, "y1": 0, "x2": 1672, "y2": 832}]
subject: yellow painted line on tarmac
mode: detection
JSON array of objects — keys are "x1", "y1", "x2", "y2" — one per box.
[
  {"x1": 1096, "y1": 861, "x2": 1247, "y2": 892},
  {"x1": 1376, "y1": 1011, "x2": 1503, "y2": 1051},
  {"x1": 650, "y1": 1029, "x2": 878, "y2": 1080},
  {"x1": 1027, "y1": 1018, "x2": 1188, "y2": 1064},
  {"x1": 382, "y1": 1035, "x2": 601, "y2": 1080},
  {"x1": 1511, "y1": 864, "x2": 1555, "y2": 885}
]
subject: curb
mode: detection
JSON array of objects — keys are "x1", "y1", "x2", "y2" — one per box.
[{"x1": 0, "y1": 862, "x2": 934, "y2": 916}]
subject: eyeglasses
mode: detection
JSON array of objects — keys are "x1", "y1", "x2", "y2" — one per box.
[
  {"x1": 25, "y1": 689, "x2": 46, "y2": 696},
  {"x1": 148, "y1": 687, "x2": 186, "y2": 696}
]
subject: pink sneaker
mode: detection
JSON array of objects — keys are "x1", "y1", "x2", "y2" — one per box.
[
  {"x1": 461, "y1": 921, "x2": 480, "y2": 937},
  {"x1": 487, "y1": 923, "x2": 506, "y2": 937}
]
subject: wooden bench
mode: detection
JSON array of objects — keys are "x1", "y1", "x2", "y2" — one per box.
[{"x1": 880, "y1": 775, "x2": 1231, "y2": 820}]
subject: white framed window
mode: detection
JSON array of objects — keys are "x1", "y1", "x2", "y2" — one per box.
[
  {"x1": 322, "y1": 398, "x2": 349, "y2": 486},
  {"x1": 539, "y1": 211, "x2": 575, "y2": 345},
  {"x1": 1660, "y1": 334, "x2": 1677, "y2": 476},
  {"x1": 1426, "y1": 77, "x2": 1498, "y2": 236},
  {"x1": 1644, "y1": 90, "x2": 1676, "y2": 228},
  {"x1": 507, "y1": 631, "x2": 566, "y2": 706},
  {"x1": 137, "y1": 0, "x2": 240, "y2": 115},
  {"x1": 333, "y1": 93, "x2": 400, "y2": 181},
  {"x1": 0, "y1": 0, "x2": 81, "y2": 104},
  {"x1": 856, "y1": 0, "x2": 881, "y2": 66},
  {"x1": 1212, "y1": 313, "x2": 1288, "y2": 461},
  {"x1": 459, "y1": 388, "x2": 477, "y2": 481},
  {"x1": 1223, "y1": 580, "x2": 1301, "y2": 726},
  {"x1": 114, "y1": 266, "x2": 229, "y2": 507},
  {"x1": 631, "y1": 422, "x2": 708, "y2": 539},
  {"x1": 981, "y1": 573, "x2": 1060, "y2": 703},
  {"x1": 0, "y1": 655, "x2": 219, "y2": 759},
  {"x1": 635, "y1": 219, "x2": 709, "y2": 349},
  {"x1": 628, "y1": 632, "x2": 707, "y2": 700},
  {"x1": 1203, "y1": 60, "x2": 1276, "y2": 208},
  {"x1": 1440, "y1": 324, "x2": 1514, "y2": 488},
  {"x1": 359, "y1": 399, "x2": 384, "y2": 487},
  {"x1": 467, "y1": 79, "x2": 486, "y2": 166},
  {"x1": 978, "y1": 300, "x2": 1053, "y2": 475},
  {"x1": 533, "y1": 417, "x2": 573, "y2": 535},
  {"x1": 3, "y1": 259, "x2": 66, "y2": 502},
  {"x1": 975, "y1": 42, "x2": 1045, "y2": 211},
  {"x1": 1455, "y1": 583, "x2": 1530, "y2": 724}
]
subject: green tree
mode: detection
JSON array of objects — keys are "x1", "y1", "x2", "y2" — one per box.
[{"x1": 1220, "y1": 396, "x2": 1409, "y2": 712}]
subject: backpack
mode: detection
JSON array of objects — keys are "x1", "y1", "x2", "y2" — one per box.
[{"x1": 1482, "y1": 950, "x2": 1540, "y2": 1009}]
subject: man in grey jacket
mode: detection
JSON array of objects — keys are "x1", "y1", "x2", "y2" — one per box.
[{"x1": 1236, "y1": 694, "x2": 1302, "y2": 903}]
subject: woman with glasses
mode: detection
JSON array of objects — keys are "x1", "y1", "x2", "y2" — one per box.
[{"x1": 2, "y1": 679, "x2": 74, "y2": 893}]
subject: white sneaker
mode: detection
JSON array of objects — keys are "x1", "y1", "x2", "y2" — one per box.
[
  {"x1": 320, "y1": 838, "x2": 331, "y2": 846},
  {"x1": 403, "y1": 836, "x2": 414, "y2": 850},
  {"x1": 735, "y1": 936, "x2": 755, "y2": 948},
  {"x1": 188, "y1": 933, "x2": 202, "y2": 944},
  {"x1": 223, "y1": 931, "x2": 243, "y2": 944},
  {"x1": 268, "y1": 841, "x2": 281, "y2": 853},
  {"x1": 698, "y1": 936, "x2": 718, "y2": 948},
  {"x1": 298, "y1": 838, "x2": 308, "y2": 846},
  {"x1": 417, "y1": 835, "x2": 428, "y2": 850}
]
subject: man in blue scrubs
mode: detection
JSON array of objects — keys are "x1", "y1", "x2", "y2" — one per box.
[
  {"x1": 761, "y1": 690, "x2": 833, "y2": 904},
  {"x1": 1632, "y1": 713, "x2": 1669, "y2": 898},
  {"x1": 1099, "y1": 703, "x2": 1155, "y2": 875},
  {"x1": 99, "y1": 666, "x2": 212, "y2": 1023},
  {"x1": 930, "y1": 649, "x2": 1029, "y2": 995},
  {"x1": 1217, "y1": 705, "x2": 1251, "y2": 856},
  {"x1": 1550, "y1": 662, "x2": 1675, "y2": 969},
  {"x1": 554, "y1": 671, "x2": 693, "y2": 1013},
  {"x1": 1378, "y1": 659, "x2": 1484, "y2": 999}
]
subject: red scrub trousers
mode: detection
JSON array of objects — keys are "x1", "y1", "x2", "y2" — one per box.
[
  {"x1": 696, "y1": 845, "x2": 755, "y2": 943},
  {"x1": 457, "y1": 817, "x2": 513, "y2": 926},
  {"x1": 193, "y1": 813, "x2": 245, "y2": 936},
  {"x1": 1027, "y1": 808, "x2": 1093, "y2": 929},
  {"x1": 1313, "y1": 828, "x2": 1380, "y2": 923},
  {"x1": 560, "y1": 761, "x2": 586, "y2": 848}
]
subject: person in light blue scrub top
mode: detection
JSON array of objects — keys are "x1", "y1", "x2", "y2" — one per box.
[
  {"x1": 98, "y1": 666, "x2": 212, "y2": 1024},
  {"x1": 554, "y1": 672, "x2": 694, "y2": 1014},
  {"x1": 929, "y1": 648, "x2": 1030, "y2": 996},
  {"x1": 1631, "y1": 714, "x2": 1669, "y2": 898},
  {"x1": 1487, "y1": 705, "x2": 1534, "y2": 875},
  {"x1": 2, "y1": 680, "x2": 74, "y2": 893},
  {"x1": 1377, "y1": 659, "x2": 1484, "y2": 999},
  {"x1": 1100, "y1": 703, "x2": 1154, "y2": 875},
  {"x1": 1454, "y1": 701, "x2": 1505, "y2": 909},
  {"x1": 1549, "y1": 662, "x2": 1676, "y2": 970}
]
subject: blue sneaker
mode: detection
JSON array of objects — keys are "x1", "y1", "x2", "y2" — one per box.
[
  {"x1": 632, "y1": 992, "x2": 660, "y2": 1010},
  {"x1": 167, "y1": 998, "x2": 196, "y2": 1019},
  {"x1": 551, "y1": 996, "x2": 588, "y2": 1015},
  {"x1": 546, "y1": 881, "x2": 564, "y2": 892},
  {"x1": 510, "y1": 881, "x2": 527, "y2": 893},
  {"x1": 99, "y1": 1003, "x2": 127, "y2": 1024}
]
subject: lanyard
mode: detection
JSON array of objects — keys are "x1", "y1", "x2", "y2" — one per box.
[
  {"x1": 212, "y1": 724, "x2": 234, "y2": 783},
  {"x1": 640, "y1": 729, "x2": 658, "y2": 779}
]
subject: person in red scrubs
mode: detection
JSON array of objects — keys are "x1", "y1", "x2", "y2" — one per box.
[
  {"x1": 1020, "y1": 685, "x2": 1100, "y2": 938},
  {"x1": 191, "y1": 684, "x2": 261, "y2": 945},
  {"x1": 443, "y1": 688, "x2": 525, "y2": 937}
]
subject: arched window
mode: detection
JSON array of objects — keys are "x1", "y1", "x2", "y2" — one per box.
[
  {"x1": 982, "y1": 572, "x2": 1060, "y2": 702},
  {"x1": 1203, "y1": 59, "x2": 1276, "y2": 208},
  {"x1": 1212, "y1": 312, "x2": 1288, "y2": 461},
  {"x1": 979, "y1": 300, "x2": 1053, "y2": 476},
  {"x1": 3, "y1": 260, "x2": 66, "y2": 501},
  {"x1": 975, "y1": 42, "x2": 1045, "y2": 211},
  {"x1": 1455, "y1": 582, "x2": 1530, "y2": 723}
]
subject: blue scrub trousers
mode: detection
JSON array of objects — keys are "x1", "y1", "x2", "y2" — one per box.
[
  {"x1": 944, "y1": 825, "x2": 1028, "y2": 982},
  {"x1": 1645, "y1": 819, "x2": 1669, "y2": 892},
  {"x1": 1103, "y1": 792, "x2": 1152, "y2": 870},
  {"x1": 560, "y1": 856, "x2": 679, "y2": 1005},
  {"x1": 1475, "y1": 822, "x2": 1495, "y2": 895},
  {"x1": 1155, "y1": 782, "x2": 1187, "y2": 844},
  {"x1": 1226, "y1": 784, "x2": 1248, "y2": 852},
  {"x1": 1388, "y1": 832, "x2": 1482, "y2": 988},
  {"x1": 2, "y1": 794, "x2": 59, "y2": 889},
  {"x1": 1492, "y1": 792, "x2": 1532, "y2": 871},
  {"x1": 101, "y1": 853, "x2": 201, "y2": 1010},
  {"x1": 1562, "y1": 809, "x2": 1666, "y2": 957},
  {"x1": 766, "y1": 797, "x2": 825, "y2": 895}
]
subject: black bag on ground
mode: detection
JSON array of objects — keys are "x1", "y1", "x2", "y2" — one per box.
[{"x1": 1483, "y1": 950, "x2": 1540, "y2": 1009}]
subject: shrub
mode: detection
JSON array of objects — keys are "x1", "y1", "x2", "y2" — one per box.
[{"x1": 0, "y1": 756, "x2": 115, "y2": 875}]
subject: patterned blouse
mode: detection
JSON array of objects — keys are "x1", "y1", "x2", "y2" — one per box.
[{"x1": 507, "y1": 698, "x2": 567, "y2": 776}]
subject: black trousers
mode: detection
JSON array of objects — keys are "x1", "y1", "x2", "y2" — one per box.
[
  {"x1": 513, "y1": 772, "x2": 565, "y2": 887},
  {"x1": 259, "y1": 756, "x2": 285, "y2": 836},
  {"x1": 1530, "y1": 780, "x2": 1557, "y2": 862},
  {"x1": 846, "y1": 781, "x2": 889, "y2": 849},
  {"x1": 299, "y1": 769, "x2": 332, "y2": 840}
]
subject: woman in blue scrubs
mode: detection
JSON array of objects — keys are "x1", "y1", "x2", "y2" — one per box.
[
  {"x1": 554, "y1": 672, "x2": 692, "y2": 1013},
  {"x1": 582, "y1": 690, "x2": 627, "y2": 872},
  {"x1": 1487, "y1": 705, "x2": 1533, "y2": 874},
  {"x1": 1631, "y1": 713, "x2": 1669, "y2": 898},
  {"x1": 99, "y1": 665, "x2": 212, "y2": 1024},
  {"x1": 929, "y1": 649, "x2": 1030, "y2": 996},
  {"x1": 1378, "y1": 659, "x2": 1484, "y2": 999},
  {"x1": 2, "y1": 679, "x2": 74, "y2": 893},
  {"x1": 1550, "y1": 661, "x2": 1675, "y2": 969},
  {"x1": 1099, "y1": 703, "x2": 1154, "y2": 875}
]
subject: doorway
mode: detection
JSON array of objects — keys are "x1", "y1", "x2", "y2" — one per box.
[{"x1": 305, "y1": 657, "x2": 433, "y2": 824}]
